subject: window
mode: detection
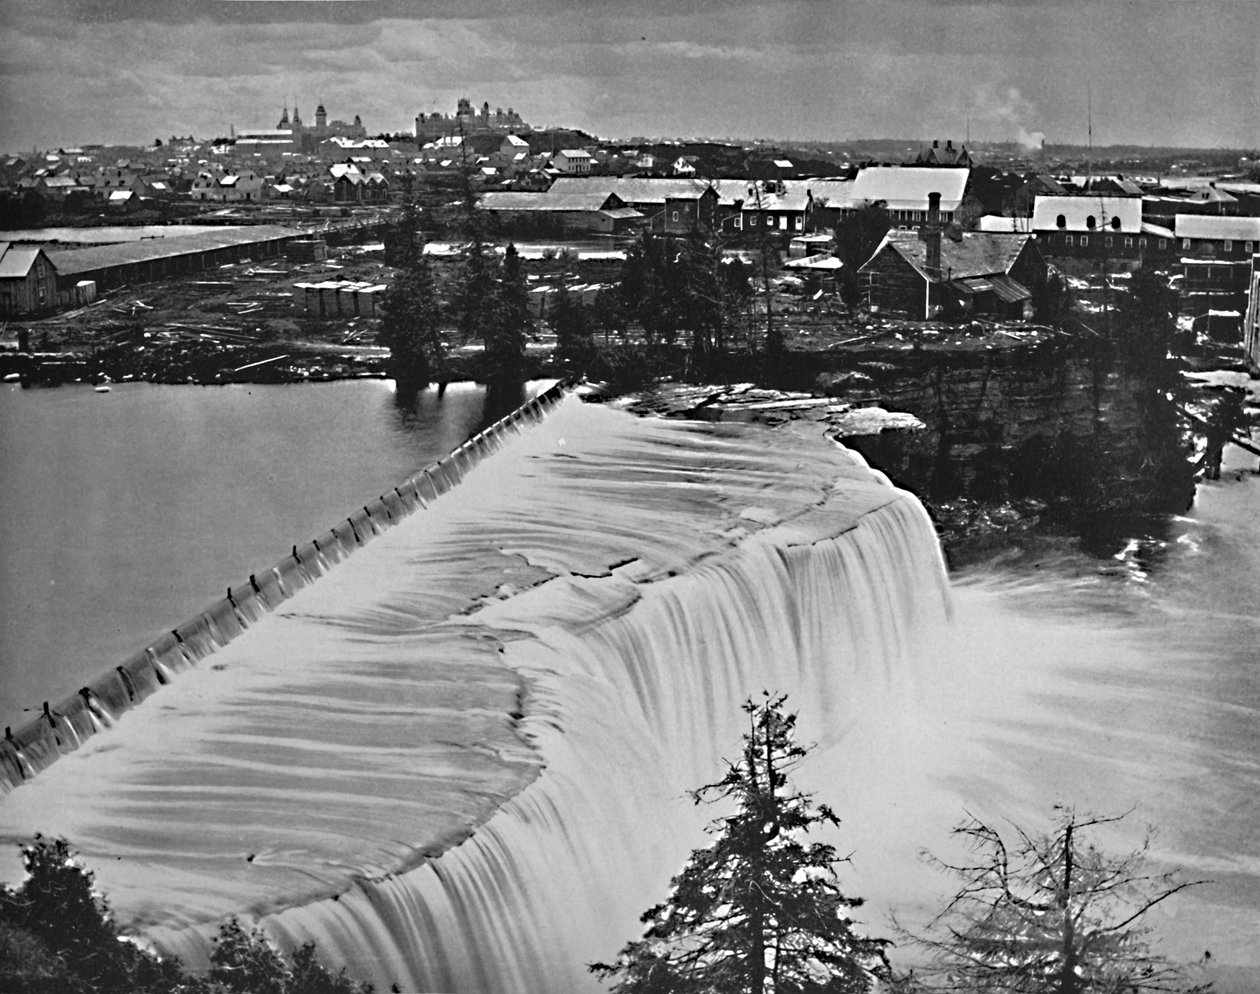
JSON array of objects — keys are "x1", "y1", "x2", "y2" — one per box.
[
  {"x1": 1080, "y1": 235, "x2": 1089, "y2": 247},
  {"x1": 1086, "y1": 215, "x2": 1097, "y2": 229},
  {"x1": 671, "y1": 210, "x2": 679, "y2": 222},
  {"x1": 1065, "y1": 235, "x2": 1074, "y2": 246},
  {"x1": 1158, "y1": 239, "x2": 1166, "y2": 249},
  {"x1": 1183, "y1": 238, "x2": 1191, "y2": 249},
  {"x1": 1056, "y1": 214, "x2": 1066, "y2": 228},
  {"x1": 749, "y1": 215, "x2": 757, "y2": 227},
  {"x1": 1124, "y1": 237, "x2": 1133, "y2": 248},
  {"x1": 1247, "y1": 241, "x2": 1254, "y2": 253},
  {"x1": 1224, "y1": 240, "x2": 1233, "y2": 251},
  {"x1": 1104, "y1": 236, "x2": 1113, "y2": 248},
  {"x1": 734, "y1": 216, "x2": 742, "y2": 229},
  {"x1": 794, "y1": 216, "x2": 803, "y2": 231}
]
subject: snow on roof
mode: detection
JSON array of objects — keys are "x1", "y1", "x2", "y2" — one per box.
[
  {"x1": 1031, "y1": 195, "x2": 1143, "y2": 234},
  {"x1": 978, "y1": 215, "x2": 1033, "y2": 233},
  {"x1": 1173, "y1": 215, "x2": 1260, "y2": 242},
  {"x1": 850, "y1": 166, "x2": 970, "y2": 212}
]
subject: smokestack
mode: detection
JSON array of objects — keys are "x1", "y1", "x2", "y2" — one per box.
[{"x1": 927, "y1": 190, "x2": 941, "y2": 226}]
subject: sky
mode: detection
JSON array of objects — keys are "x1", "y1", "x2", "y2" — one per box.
[{"x1": 1, "y1": 0, "x2": 1257, "y2": 154}]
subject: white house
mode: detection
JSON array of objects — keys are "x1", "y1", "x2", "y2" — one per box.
[{"x1": 552, "y1": 149, "x2": 593, "y2": 175}]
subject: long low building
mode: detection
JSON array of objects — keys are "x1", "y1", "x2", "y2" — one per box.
[{"x1": 45, "y1": 225, "x2": 309, "y2": 292}]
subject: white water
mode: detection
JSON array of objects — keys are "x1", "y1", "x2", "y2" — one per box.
[{"x1": 2, "y1": 395, "x2": 1257, "y2": 992}]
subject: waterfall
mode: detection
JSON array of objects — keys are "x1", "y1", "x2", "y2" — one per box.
[{"x1": 0, "y1": 395, "x2": 951, "y2": 993}]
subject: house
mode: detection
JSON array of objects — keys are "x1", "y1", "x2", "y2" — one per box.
[
  {"x1": 478, "y1": 190, "x2": 643, "y2": 234},
  {"x1": 1173, "y1": 215, "x2": 1260, "y2": 336},
  {"x1": 0, "y1": 242, "x2": 58, "y2": 315},
  {"x1": 500, "y1": 134, "x2": 530, "y2": 158},
  {"x1": 672, "y1": 156, "x2": 699, "y2": 176},
  {"x1": 34, "y1": 174, "x2": 85, "y2": 202},
  {"x1": 1031, "y1": 195, "x2": 1173, "y2": 260},
  {"x1": 190, "y1": 169, "x2": 267, "y2": 202},
  {"x1": 1007, "y1": 174, "x2": 1068, "y2": 217},
  {"x1": 552, "y1": 149, "x2": 593, "y2": 175},
  {"x1": 735, "y1": 181, "x2": 813, "y2": 235},
  {"x1": 840, "y1": 166, "x2": 972, "y2": 229},
  {"x1": 546, "y1": 177, "x2": 736, "y2": 232},
  {"x1": 858, "y1": 223, "x2": 1046, "y2": 321},
  {"x1": 913, "y1": 139, "x2": 974, "y2": 168},
  {"x1": 1173, "y1": 215, "x2": 1260, "y2": 260},
  {"x1": 332, "y1": 165, "x2": 389, "y2": 204}
]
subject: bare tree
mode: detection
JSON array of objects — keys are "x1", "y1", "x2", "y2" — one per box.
[{"x1": 895, "y1": 809, "x2": 1213, "y2": 994}]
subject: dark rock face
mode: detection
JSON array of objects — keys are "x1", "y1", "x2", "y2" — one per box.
[{"x1": 826, "y1": 344, "x2": 1200, "y2": 563}]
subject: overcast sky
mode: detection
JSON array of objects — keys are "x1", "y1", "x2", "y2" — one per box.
[{"x1": 2, "y1": 0, "x2": 1257, "y2": 153}]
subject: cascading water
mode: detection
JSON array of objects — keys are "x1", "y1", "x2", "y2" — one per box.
[{"x1": 0, "y1": 393, "x2": 952, "y2": 992}]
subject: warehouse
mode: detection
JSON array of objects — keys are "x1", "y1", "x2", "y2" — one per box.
[{"x1": 45, "y1": 225, "x2": 306, "y2": 293}]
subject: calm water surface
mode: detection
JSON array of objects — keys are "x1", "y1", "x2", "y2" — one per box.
[{"x1": 0, "y1": 379, "x2": 534, "y2": 727}]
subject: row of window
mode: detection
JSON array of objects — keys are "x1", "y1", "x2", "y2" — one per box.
[
  {"x1": 1059, "y1": 234, "x2": 1256, "y2": 253},
  {"x1": 1055, "y1": 214, "x2": 1124, "y2": 230},
  {"x1": 728, "y1": 214, "x2": 804, "y2": 231},
  {"x1": 1063, "y1": 234, "x2": 1164, "y2": 249}
]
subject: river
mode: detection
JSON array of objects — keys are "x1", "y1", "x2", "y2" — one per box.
[{"x1": 0, "y1": 378, "x2": 1257, "y2": 991}]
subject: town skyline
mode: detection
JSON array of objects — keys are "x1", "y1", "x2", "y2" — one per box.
[{"x1": 2, "y1": 0, "x2": 1257, "y2": 154}]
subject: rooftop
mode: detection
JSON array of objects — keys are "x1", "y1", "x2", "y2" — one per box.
[{"x1": 867, "y1": 229, "x2": 1032, "y2": 281}]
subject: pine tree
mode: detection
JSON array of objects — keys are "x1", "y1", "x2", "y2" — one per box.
[
  {"x1": 591, "y1": 693, "x2": 889, "y2": 994},
  {"x1": 379, "y1": 247, "x2": 444, "y2": 391},
  {"x1": 484, "y1": 243, "x2": 530, "y2": 385}
]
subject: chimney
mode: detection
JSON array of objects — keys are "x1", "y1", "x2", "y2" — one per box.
[
  {"x1": 933, "y1": 139, "x2": 939, "y2": 149},
  {"x1": 922, "y1": 190, "x2": 943, "y2": 284},
  {"x1": 946, "y1": 139, "x2": 953, "y2": 152},
  {"x1": 924, "y1": 227, "x2": 942, "y2": 280}
]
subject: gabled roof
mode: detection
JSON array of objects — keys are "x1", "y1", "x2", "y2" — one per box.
[
  {"x1": 0, "y1": 242, "x2": 53, "y2": 279},
  {"x1": 850, "y1": 166, "x2": 970, "y2": 212},
  {"x1": 862, "y1": 230, "x2": 1033, "y2": 281},
  {"x1": 743, "y1": 185, "x2": 812, "y2": 212},
  {"x1": 1031, "y1": 195, "x2": 1143, "y2": 234},
  {"x1": 804, "y1": 179, "x2": 857, "y2": 205},
  {"x1": 557, "y1": 148, "x2": 592, "y2": 159},
  {"x1": 480, "y1": 190, "x2": 623, "y2": 212},
  {"x1": 547, "y1": 176, "x2": 737, "y2": 206},
  {"x1": 1173, "y1": 215, "x2": 1260, "y2": 242}
]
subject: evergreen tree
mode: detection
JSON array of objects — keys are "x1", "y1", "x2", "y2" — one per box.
[
  {"x1": 484, "y1": 243, "x2": 530, "y2": 385},
  {"x1": 591, "y1": 694, "x2": 889, "y2": 994},
  {"x1": 550, "y1": 282, "x2": 597, "y2": 372},
  {"x1": 897, "y1": 810, "x2": 1213, "y2": 994},
  {"x1": 379, "y1": 250, "x2": 444, "y2": 391},
  {"x1": 0, "y1": 835, "x2": 373, "y2": 994},
  {"x1": 833, "y1": 201, "x2": 890, "y2": 307}
]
